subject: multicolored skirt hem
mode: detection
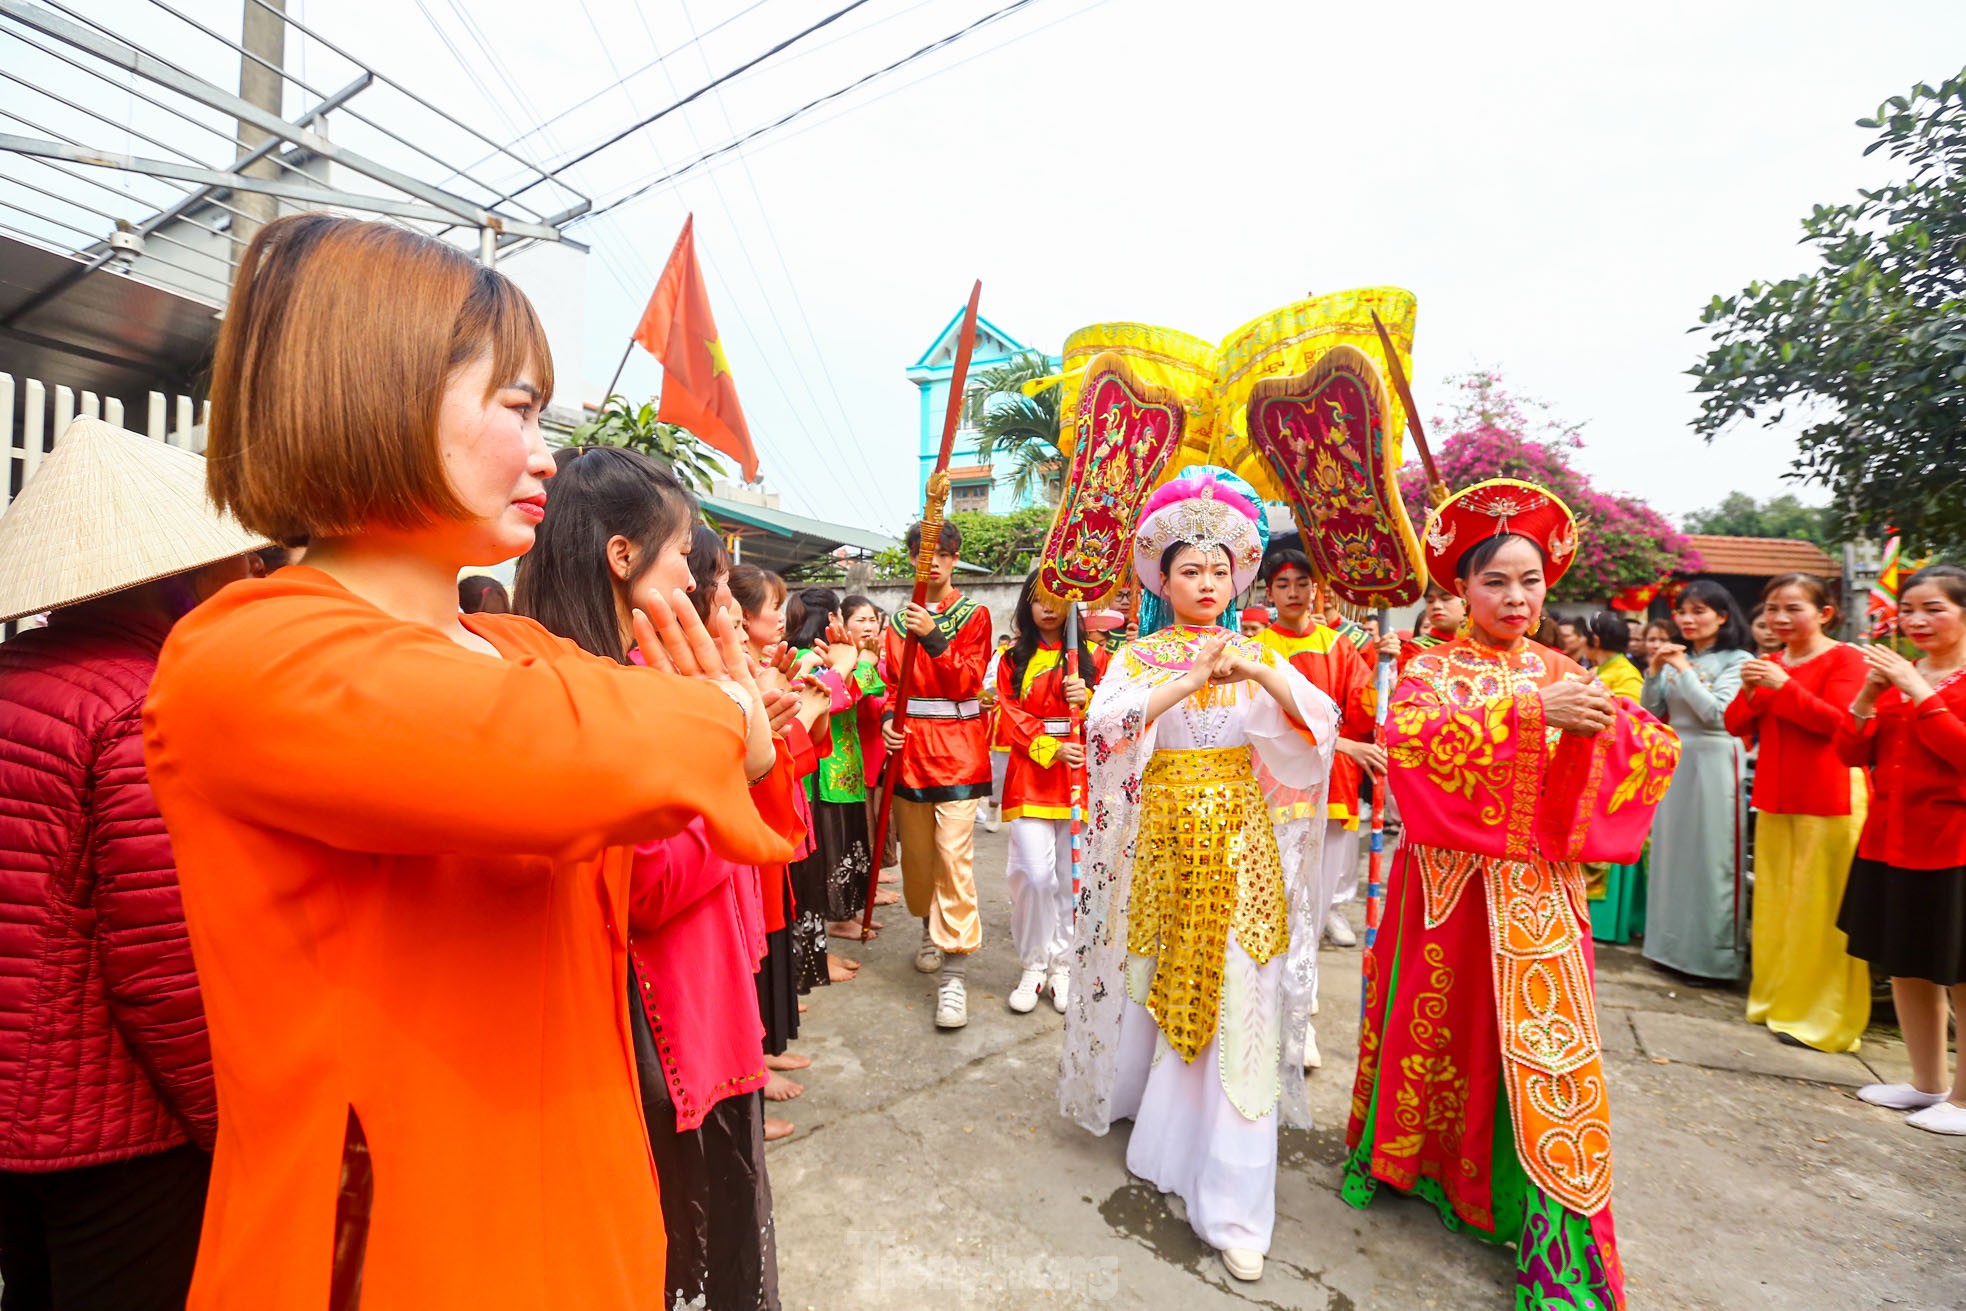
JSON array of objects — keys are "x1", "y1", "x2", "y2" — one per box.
[{"x1": 1341, "y1": 1141, "x2": 1622, "y2": 1311}]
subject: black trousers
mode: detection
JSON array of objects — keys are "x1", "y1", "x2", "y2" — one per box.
[
  {"x1": 0, "y1": 1144, "x2": 210, "y2": 1311},
  {"x1": 630, "y1": 965, "x2": 779, "y2": 1311}
]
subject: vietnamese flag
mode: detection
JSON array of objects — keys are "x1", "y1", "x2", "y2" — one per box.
[{"x1": 631, "y1": 214, "x2": 760, "y2": 480}]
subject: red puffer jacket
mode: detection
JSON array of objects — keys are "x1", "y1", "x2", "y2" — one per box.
[{"x1": 0, "y1": 608, "x2": 217, "y2": 1170}]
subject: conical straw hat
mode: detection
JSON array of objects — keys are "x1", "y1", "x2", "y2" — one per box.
[{"x1": 0, "y1": 417, "x2": 272, "y2": 623}]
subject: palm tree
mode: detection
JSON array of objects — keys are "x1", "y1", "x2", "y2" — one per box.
[{"x1": 971, "y1": 350, "x2": 1063, "y2": 507}]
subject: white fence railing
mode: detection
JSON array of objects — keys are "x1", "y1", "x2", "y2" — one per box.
[{"x1": 2, "y1": 373, "x2": 208, "y2": 516}]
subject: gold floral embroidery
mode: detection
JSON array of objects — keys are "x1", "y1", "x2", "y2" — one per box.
[
  {"x1": 1389, "y1": 697, "x2": 1510, "y2": 805},
  {"x1": 1609, "y1": 720, "x2": 1682, "y2": 813}
]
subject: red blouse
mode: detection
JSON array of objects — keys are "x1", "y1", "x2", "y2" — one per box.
[
  {"x1": 1834, "y1": 670, "x2": 1966, "y2": 869},
  {"x1": 1724, "y1": 643, "x2": 1868, "y2": 815},
  {"x1": 991, "y1": 642, "x2": 1109, "y2": 822}
]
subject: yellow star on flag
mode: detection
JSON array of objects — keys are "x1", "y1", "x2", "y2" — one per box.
[{"x1": 706, "y1": 336, "x2": 731, "y2": 378}]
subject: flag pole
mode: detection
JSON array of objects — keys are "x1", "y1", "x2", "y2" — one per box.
[
  {"x1": 1362, "y1": 604, "x2": 1393, "y2": 1018},
  {"x1": 602, "y1": 338, "x2": 636, "y2": 407},
  {"x1": 1065, "y1": 601, "x2": 1084, "y2": 909},
  {"x1": 862, "y1": 281, "x2": 984, "y2": 940}
]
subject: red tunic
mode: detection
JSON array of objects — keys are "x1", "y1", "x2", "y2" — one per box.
[
  {"x1": 1256, "y1": 621, "x2": 1374, "y2": 824},
  {"x1": 881, "y1": 591, "x2": 993, "y2": 802},
  {"x1": 1723, "y1": 644, "x2": 1868, "y2": 815},
  {"x1": 991, "y1": 642, "x2": 1110, "y2": 822},
  {"x1": 1834, "y1": 670, "x2": 1966, "y2": 869},
  {"x1": 762, "y1": 722, "x2": 821, "y2": 932}
]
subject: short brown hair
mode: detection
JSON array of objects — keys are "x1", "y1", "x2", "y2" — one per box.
[
  {"x1": 1760, "y1": 571, "x2": 1833, "y2": 611},
  {"x1": 206, "y1": 214, "x2": 553, "y2": 542}
]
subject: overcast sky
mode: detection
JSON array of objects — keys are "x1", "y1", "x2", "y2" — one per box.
[{"x1": 29, "y1": 0, "x2": 1966, "y2": 529}]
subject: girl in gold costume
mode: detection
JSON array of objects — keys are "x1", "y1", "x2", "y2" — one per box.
[{"x1": 1058, "y1": 468, "x2": 1338, "y2": 1284}]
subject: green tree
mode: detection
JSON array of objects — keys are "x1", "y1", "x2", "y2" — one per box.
[
  {"x1": 1682, "y1": 492, "x2": 1836, "y2": 547},
  {"x1": 566, "y1": 394, "x2": 726, "y2": 494},
  {"x1": 1690, "y1": 68, "x2": 1966, "y2": 554},
  {"x1": 970, "y1": 351, "x2": 1064, "y2": 507},
  {"x1": 873, "y1": 506, "x2": 1055, "y2": 579}
]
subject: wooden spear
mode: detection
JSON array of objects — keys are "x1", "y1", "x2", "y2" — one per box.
[{"x1": 862, "y1": 281, "x2": 983, "y2": 939}]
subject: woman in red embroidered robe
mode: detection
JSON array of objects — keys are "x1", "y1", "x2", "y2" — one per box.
[{"x1": 1342, "y1": 480, "x2": 1680, "y2": 1311}]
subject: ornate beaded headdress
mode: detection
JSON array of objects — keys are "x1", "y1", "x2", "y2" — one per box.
[
  {"x1": 1421, "y1": 478, "x2": 1579, "y2": 592},
  {"x1": 1131, "y1": 467, "x2": 1268, "y2": 634}
]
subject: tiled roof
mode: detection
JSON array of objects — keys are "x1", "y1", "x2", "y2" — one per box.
[
  {"x1": 1684, "y1": 535, "x2": 1840, "y2": 577},
  {"x1": 947, "y1": 465, "x2": 994, "y2": 482}
]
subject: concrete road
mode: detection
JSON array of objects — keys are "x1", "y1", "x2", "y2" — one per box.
[{"x1": 768, "y1": 822, "x2": 1966, "y2": 1310}]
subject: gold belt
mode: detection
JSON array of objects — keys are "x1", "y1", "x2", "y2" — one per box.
[
  {"x1": 1143, "y1": 745, "x2": 1253, "y2": 786},
  {"x1": 1128, "y1": 745, "x2": 1286, "y2": 1062}
]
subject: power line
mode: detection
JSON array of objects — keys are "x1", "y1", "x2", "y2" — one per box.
[
  {"x1": 673, "y1": 0, "x2": 880, "y2": 488},
  {"x1": 753, "y1": 0, "x2": 1113, "y2": 158},
  {"x1": 584, "y1": 0, "x2": 881, "y2": 508},
  {"x1": 512, "y1": 0, "x2": 878, "y2": 204},
  {"x1": 573, "y1": 0, "x2": 1047, "y2": 225},
  {"x1": 641, "y1": 0, "x2": 886, "y2": 495},
  {"x1": 446, "y1": 0, "x2": 780, "y2": 182}
]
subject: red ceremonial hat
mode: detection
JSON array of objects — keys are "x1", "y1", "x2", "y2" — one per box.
[{"x1": 1421, "y1": 478, "x2": 1579, "y2": 593}]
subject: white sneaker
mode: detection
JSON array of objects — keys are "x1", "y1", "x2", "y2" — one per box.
[
  {"x1": 1008, "y1": 967, "x2": 1045, "y2": 1014},
  {"x1": 934, "y1": 975, "x2": 968, "y2": 1029},
  {"x1": 1222, "y1": 1248, "x2": 1264, "y2": 1281},
  {"x1": 1047, "y1": 966, "x2": 1070, "y2": 1014},
  {"x1": 1324, "y1": 911, "x2": 1358, "y2": 947},
  {"x1": 1303, "y1": 1020, "x2": 1322, "y2": 1070},
  {"x1": 914, "y1": 939, "x2": 944, "y2": 974},
  {"x1": 982, "y1": 805, "x2": 1001, "y2": 833},
  {"x1": 1857, "y1": 1082, "x2": 1949, "y2": 1110},
  {"x1": 1906, "y1": 1101, "x2": 1966, "y2": 1135}
]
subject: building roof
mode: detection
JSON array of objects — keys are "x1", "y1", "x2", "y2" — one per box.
[
  {"x1": 907, "y1": 307, "x2": 1028, "y2": 375},
  {"x1": 0, "y1": 233, "x2": 223, "y2": 404},
  {"x1": 701, "y1": 493, "x2": 895, "y2": 574},
  {"x1": 1684, "y1": 535, "x2": 1840, "y2": 578},
  {"x1": 947, "y1": 465, "x2": 993, "y2": 482}
]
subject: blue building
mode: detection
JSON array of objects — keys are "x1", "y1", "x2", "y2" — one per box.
[{"x1": 906, "y1": 308, "x2": 1059, "y2": 515}]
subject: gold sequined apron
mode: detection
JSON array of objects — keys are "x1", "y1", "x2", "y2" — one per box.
[{"x1": 1127, "y1": 745, "x2": 1289, "y2": 1062}]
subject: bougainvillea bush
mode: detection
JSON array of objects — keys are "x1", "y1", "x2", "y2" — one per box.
[{"x1": 1397, "y1": 371, "x2": 1701, "y2": 603}]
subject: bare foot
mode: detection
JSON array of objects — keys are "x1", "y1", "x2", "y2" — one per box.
[
  {"x1": 829, "y1": 921, "x2": 883, "y2": 940},
  {"x1": 764, "y1": 1051, "x2": 811, "y2": 1072},
  {"x1": 874, "y1": 889, "x2": 901, "y2": 905},
  {"x1": 763, "y1": 1117, "x2": 796, "y2": 1142},
  {"x1": 879, "y1": 869, "x2": 899, "y2": 883},
  {"x1": 798, "y1": 1001, "x2": 808, "y2": 1014},
  {"x1": 764, "y1": 1072, "x2": 804, "y2": 1102},
  {"x1": 828, "y1": 959, "x2": 858, "y2": 983}
]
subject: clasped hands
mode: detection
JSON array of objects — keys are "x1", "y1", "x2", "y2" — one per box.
[
  {"x1": 1855, "y1": 641, "x2": 1934, "y2": 703},
  {"x1": 1739, "y1": 657, "x2": 1790, "y2": 691},
  {"x1": 1540, "y1": 677, "x2": 1616, "y2": 735}
]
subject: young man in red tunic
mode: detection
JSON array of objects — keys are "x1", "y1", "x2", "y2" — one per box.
[
  {"x1": 1402, "y1": 581, "x2": 1466, "y2": 664},
  {"x1": 882, "y1": 520, "x2": 994, "y2": 1029},
  {"x1": 1257, "y1": 551, "x2": 1382, "y2": 957}
]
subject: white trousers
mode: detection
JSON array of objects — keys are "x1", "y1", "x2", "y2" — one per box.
[
  {"x1": 1322, "y1": 819, "x2": 1361, "y2": 910},
  {"x1": 1109, "y1": 958, "x2": 1281, "y2": 1254},
  {"x1": 1005, "y1": 816, "x2": 1075, "y2": 971}
]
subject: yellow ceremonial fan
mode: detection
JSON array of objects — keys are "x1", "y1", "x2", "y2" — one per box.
[{"x1": 1240, "y1": 345, "x2": 1426, "y2": 608}]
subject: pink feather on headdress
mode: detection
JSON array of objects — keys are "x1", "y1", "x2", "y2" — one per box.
[{"x1": 1139, "y1": 472, "x2": 1259, "y2": 524}]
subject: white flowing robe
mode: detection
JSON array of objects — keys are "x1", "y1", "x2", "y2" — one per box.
[{"x1": 1059, "y1": 633, "x2": 1337, "y2": 1140}]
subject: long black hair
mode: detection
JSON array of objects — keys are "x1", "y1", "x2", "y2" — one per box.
[
  {"x1": 1674, "y1": 579, "x2": 1753, "y2": 652},
  {"x1": 1005, "y1": 569, "x2": 1102, "y2": 696},
  {"x1": 784, "y1": 586, "x2": 840, "y2": 650},
  {"x1": 684, "y1": 524, "x2": 729, "y2": 623},
  {"x1": 514, "y1": 446, "x2": 697, "y2": 662}
]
